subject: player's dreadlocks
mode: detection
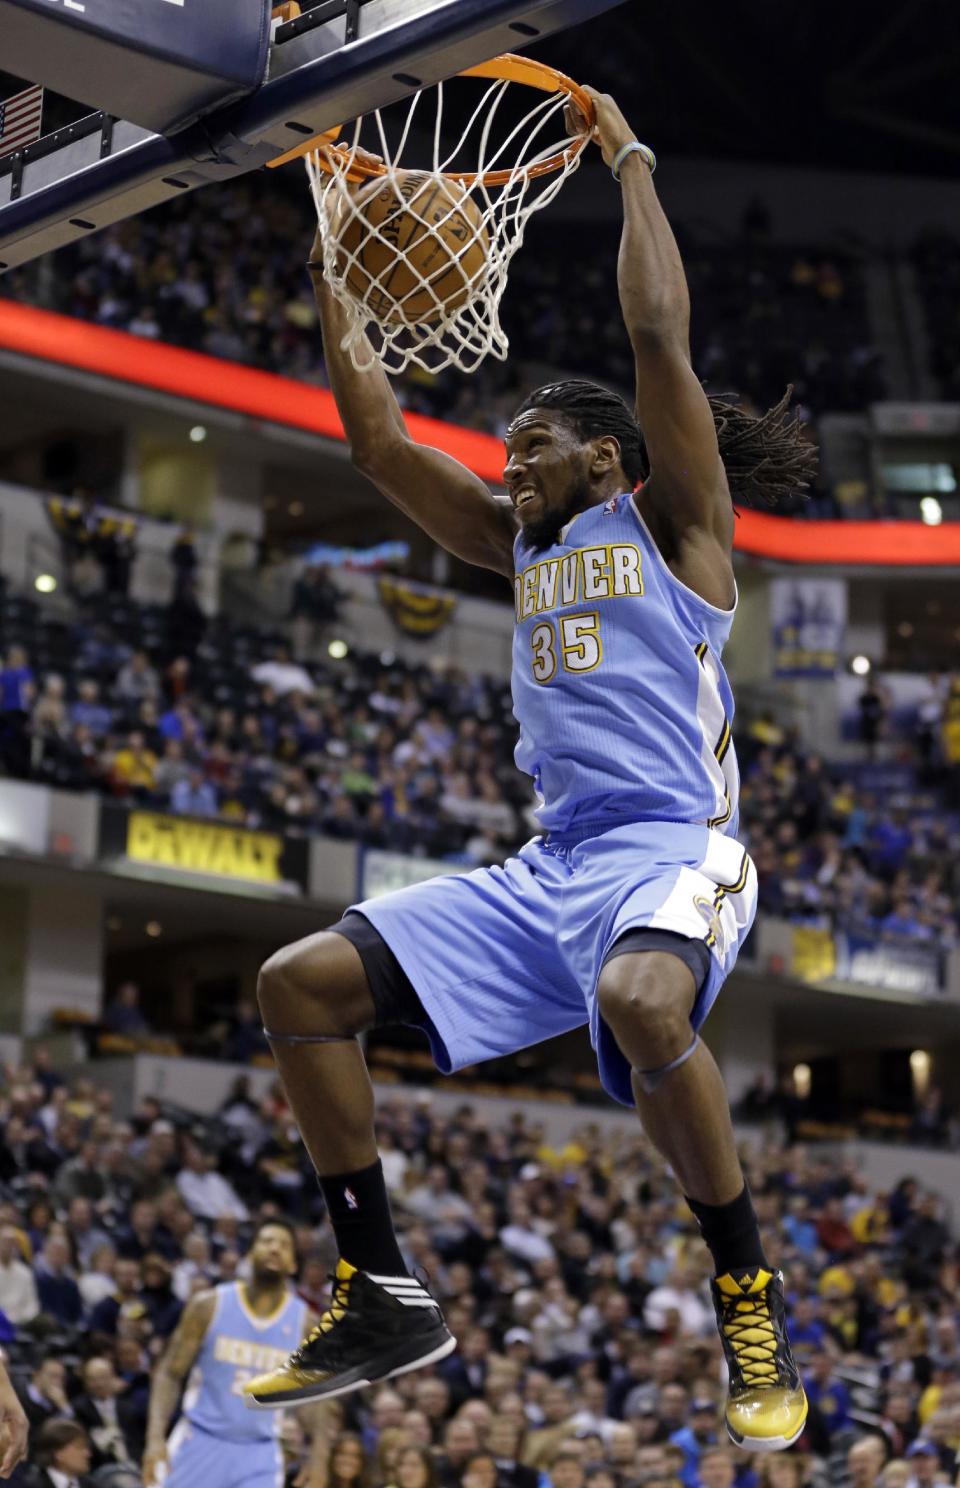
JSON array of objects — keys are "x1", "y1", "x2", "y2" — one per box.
[{"x1": 513, "y1": 379, "x2": 817, "y2": 507}]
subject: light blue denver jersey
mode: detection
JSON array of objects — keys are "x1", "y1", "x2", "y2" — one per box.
[
  {"x1": 512, "y1": 490, "x2": 739, "y2": 839},
  {"x1": 182, "y1": 1282, "x2": 306, "y2": 1443}
]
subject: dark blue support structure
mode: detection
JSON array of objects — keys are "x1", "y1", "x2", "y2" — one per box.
[{"x1": 0, "y1": 0, "x2": 628, "y2": 272}]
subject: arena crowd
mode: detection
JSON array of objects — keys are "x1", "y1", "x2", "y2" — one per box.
[
  {"x1": 1, "y1": 1063, "x2": 960, "y2": 1488},
  {"x1": 0, "y1": 173, "x2": 881, "y2": 460}
]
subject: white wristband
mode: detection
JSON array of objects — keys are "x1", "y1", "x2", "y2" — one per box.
[{"x1": 612, "y1": 140, "x2": 656, "y2": 180}]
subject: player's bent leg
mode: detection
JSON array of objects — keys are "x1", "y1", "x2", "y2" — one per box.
[
  {"x1": 246, "y1": 921, "x2": 454, "y2": 1412},
  {"x1": 596, "y1": 950, "x2": 740, "y2": 1201},
  {"x1": 596, "y1": 948, "x2": 807, "y2": 1454},
  {"x1": 257, "y1": 928, "x2": 379, "y2": 1174},
  {"x1": 258, "y1": 927, "x2": 377, "y2": 1040}
]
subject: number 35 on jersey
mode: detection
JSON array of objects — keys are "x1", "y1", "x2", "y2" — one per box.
[{"x1": 516, "y1": 542, "x2": 643, "y2": 685}]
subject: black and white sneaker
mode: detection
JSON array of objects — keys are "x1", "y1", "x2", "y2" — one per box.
[{"x1": 243, "y1": 1257, "x2": 455, "y2": 1408}]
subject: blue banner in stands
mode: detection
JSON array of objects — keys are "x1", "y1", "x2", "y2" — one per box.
[
  {"x1": 836, "y1": 929, "x2": 944, "y2": 997},
  {"x1": 1, "y1": 0, "x2": 270, "y2": 135},
  {"x1": 770, "y1": 577, "x2": 847, "y2": 679}
]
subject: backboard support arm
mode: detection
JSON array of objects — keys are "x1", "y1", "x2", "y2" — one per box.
[{"x1": 0, "y1": 0, "x2": 628, "y2": 273}]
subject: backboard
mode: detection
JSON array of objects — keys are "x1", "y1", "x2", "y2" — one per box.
[{"x1": 0, "y1": 0, "x2": 627, "y2": 274}]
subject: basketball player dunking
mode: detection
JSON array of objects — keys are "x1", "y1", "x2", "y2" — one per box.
[
  {"x1": 143, "y1": 1221, "x2": 327, "y2": 1487},
  {"x1": 244, "y1": 89, "x2": 814, "y2": 1451}
]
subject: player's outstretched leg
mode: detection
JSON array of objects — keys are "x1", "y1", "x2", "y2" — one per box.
[
  {"x1": 242, "y1": 928, "x2": 454, "y2": 1408},
  {"x1": 597, "y1": 950, "x2": 807, "y2": 1453}
]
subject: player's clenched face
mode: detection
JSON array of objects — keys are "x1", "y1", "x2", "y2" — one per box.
[
  {"x1": 251, "y1": 1223, "x2": 297, "y2": 1280},
  {"x1": 504, "y1": 411, "x2": 595, "y2": 553}
]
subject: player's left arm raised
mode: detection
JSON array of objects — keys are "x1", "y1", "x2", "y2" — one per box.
[{"x1": 575, "y1": 89, "x2": 734, "y2": 605}]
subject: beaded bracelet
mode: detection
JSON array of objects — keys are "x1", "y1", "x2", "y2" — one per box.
[{"x1": 611, "y1": 140, "x2": 656, "y2": 180}]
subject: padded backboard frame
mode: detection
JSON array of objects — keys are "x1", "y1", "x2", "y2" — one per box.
[{"x1": 0, "y1": 0, "x2": 627, "y2": 273}]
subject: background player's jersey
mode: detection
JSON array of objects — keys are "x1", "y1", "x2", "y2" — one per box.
[
  {"x1": 512, "y1": 491, "x2": 739, "y2": 840},
  {"x1": 181, "y1": 1282, "x2": 307, "y2": 1442}
]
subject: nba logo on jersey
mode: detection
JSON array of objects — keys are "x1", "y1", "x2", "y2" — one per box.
[
  {"x1": 603, "y1": 495, "x2": 622, "y2": 514},
  {"x1": 344, "y1": 1186, "x2": 358, "y2": 1209}
]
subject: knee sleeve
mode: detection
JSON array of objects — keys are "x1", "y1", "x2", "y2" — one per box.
[
  {"x1": 634, "y1": 1032, "x2": 700, "y2": 1094},
  {"x1": 263, "y1": 1030, "x2": 357, "y2": 1046}
]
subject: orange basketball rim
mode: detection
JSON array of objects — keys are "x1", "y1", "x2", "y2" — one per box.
[{"x1": 268, "y1": 54, "x2": 595, "y2": 180}]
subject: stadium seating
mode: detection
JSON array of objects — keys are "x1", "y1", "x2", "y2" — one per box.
[{"x1": 0, "y1": 1073, "x2": 956, "y2": 1485}]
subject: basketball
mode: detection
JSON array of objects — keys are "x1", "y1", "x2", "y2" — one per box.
[{"x1": 332, "y1": 169, "x2": 489, "y2": 326}]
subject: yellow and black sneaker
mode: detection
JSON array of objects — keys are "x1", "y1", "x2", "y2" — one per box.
[
  {"x1": 243, "y1": 1258, "x2": 455, "y2": 1409},
  {"x1": 710, "y1": 1268, "x2": 808, "y2": 1452}
]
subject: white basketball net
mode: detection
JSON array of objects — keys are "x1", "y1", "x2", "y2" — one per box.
[{"x1": 305, "y1": 70, "x2": 586, "y2": 376}]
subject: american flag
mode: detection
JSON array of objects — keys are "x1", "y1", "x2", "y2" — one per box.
[{"x1": 0, "y1": 85, "x2": 44, "y2": 157}]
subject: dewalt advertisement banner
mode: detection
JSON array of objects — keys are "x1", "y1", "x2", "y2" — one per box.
[{"x1": 99, "y1": 805, "x2": 308, "y2": 894}]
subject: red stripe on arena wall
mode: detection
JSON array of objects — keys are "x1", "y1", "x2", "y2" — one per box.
[
  {"x1": 732, "y1": 507, "x2": 960, "y2": 565},
  {"x1": 2, "y1": 301, "x2": 959, "y2": 566},
  {"x1": 0, "y1": 301, "x2": 503, "y2": 480}
]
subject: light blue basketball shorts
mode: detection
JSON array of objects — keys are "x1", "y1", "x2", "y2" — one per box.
[
  {"x1": 165, "y1": 1419, "x2": 283, "y2": 1488},
  {"x1": 350, "y1": 820, "x2": 758, "y2": 1107}
]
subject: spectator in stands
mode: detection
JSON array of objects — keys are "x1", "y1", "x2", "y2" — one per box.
[
  {"x1": 31, "y1": 673, "x2": 68, "y2": 747},
  {"x1": 0, "y1": 642, "x2": 35, "y2": 776},
  {"x1": 66, "y1": 1195, "x2": 111, "y2": 1271},
  {"x1": 78, "y1": 1242, "x2": 118, "y2": 1313},
  {"x1": 54, "y1": 1139, "x2": 109, "y2": 1208},
  {"x1": 170, "y1": 525, "x2": 199, "y2": 605},
  {"x1": 138, "y1": 1252, "x2": 182, "y2": 1338},
  {"x1": 545, "y1": 1450, "x2": 584, "y2": 1488},
  {"x1": 436, "y1": 1421, "x2": 482, "y2": 1488},
  {"x1": 391, "y1": 1444, "x2": 439, "y2": 1488},
  {"x1": 803, "y1": 1346, "x2": 851, "y2": 1438},
  {"x1": 326, "y1": 1431, "x2": 372, "y2": 1488},
  {"x1": 222, "y1": 998, "x2": 269, "y2": 1064},
  {"x1": 848, "y1": 1437, "x2": 887, "y2": 1488},
  {"x1": 99, "y1": 516, "x2": 137, "y2": 597},
  {"x1": 668, "y1": 1397, "x2": 719, "y2": 1486},
  {"x1": 72, "y1": 1355, "x2": 145, "y2": 1469},
  {"x1": 816, "y1": 1196, "x2": 859, "y2": 1259},
  {"x1": 0, "y1": 1221, "x2": 39, "y2": 1326},
  {"x1": 869, "y1": 808, "x2": 915, "y2": 879},
  {"x1": 26, "y1": 1416, "x2": 92, "y2": 1487},
  {"x1": 899, "y1": 1194, "x2": 950, "y2": 1288},
  {"x1": 289, "y1": 563, "x2": 344, "y2": 659},
  {"x1": 643, "y1": 1266, "x2": 712, "y2": 1338},
  {"x1": 116, "y1": 650, "x2": 160, "y2": 705},
  {"x1": 88, "y1": 1257, "x2": 143, "y2": 1335},
  {"x1": 158, "y1": 696, "x2": 204, "y2": 746},
  {"x1": 909, "y1": 1090, "x2": 949, "y2": 1148},
  {"x1": 170, "y1": 765, "x2": 218, "y2": 818},
  {"x1": 499, "y1": 1193, "x2": 556, "y2": 1268},
  {"x1": 104, "y1": 982, "x2": 151, "y2": 1037},
  {"x1": 33, "y1": 1231, "x2": 83, "y2": 1326},
  {"x1": 176, "y1": 1139, "x2": 249, "y2": 1222},
  {"x1": 858, "y1": 676, "x2": 889, "y2": 758},
  {"x1": 153, "y1": 738, "x2": 192, "y2": 800},
  {"x1": 15, "y1": 1358, "x2": 74, "y2": 1430},
  {"x1": 0, "y1": 644, "x2": 34, "y2": 713},
  {"x1": 903, "y1": 1439, "x2": 941, "y2": 1488},
  {"x1": 402, "y1": 1166, "x2": 473, "y2": 1255},
  {"x1": 70, "y1": 678, "x2": 113, "y2": 740},
  {"x1": 110, "y1": 729, "x2": 158, "y2": 799},
  {"x1": 696, "y1": 1446, "x2": 736, "y2": 1488}
]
